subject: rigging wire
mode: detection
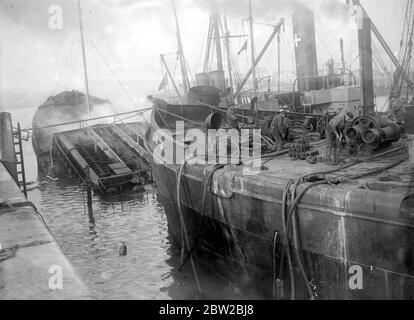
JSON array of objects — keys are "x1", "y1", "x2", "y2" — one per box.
[
  {"x1": 86, "y1": 34, "x2": 136, "y2": 107},
  {"x1": 52, "y1": 38, "x2": 77, "y2": 96},
  {"x1": 315, "y1": 31, "x2": 333, "y2": 59},
  {"x1": 194, "y1": 16, "x2": 209, "y2": 74},
  {"x1": 50, "y1": 36, "x2": 68, "y2": 95}
]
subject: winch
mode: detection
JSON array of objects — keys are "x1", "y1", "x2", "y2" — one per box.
[{"x1": 345, "y1": 115, "x2": 403, "y2": 153}]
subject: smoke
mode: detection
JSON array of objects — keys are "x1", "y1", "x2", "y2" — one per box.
[
  {"x1": 193, "y1": 0, "x2": 350, "y2": 23},
  {"x1": 0, "y1": 0, "x2": 404, "y2": 109}
]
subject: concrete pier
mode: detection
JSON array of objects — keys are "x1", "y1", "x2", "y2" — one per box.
[{"x1": 0, "y1": 161, "x2": 93, "y2": 299}]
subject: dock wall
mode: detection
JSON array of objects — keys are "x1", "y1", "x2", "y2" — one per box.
[{"x1": 0, "y1": 145, "x2": 92, "y2": 299}]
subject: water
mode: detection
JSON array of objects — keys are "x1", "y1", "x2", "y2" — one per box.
[{"x1": 1, "y1": 105, "x2": 252, "y2": 300}]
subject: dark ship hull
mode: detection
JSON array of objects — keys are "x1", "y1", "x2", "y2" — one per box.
[
  {"x1": 32, "y1": 90, "x2": 110, "y2": 176},
  {"x1": 145, "y1": 102, "x2": 414, "y2": 299}
]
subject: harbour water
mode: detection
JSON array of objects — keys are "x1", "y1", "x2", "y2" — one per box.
[{"x1": 1, "y1": 105, "x2": 259, "y2": 300}]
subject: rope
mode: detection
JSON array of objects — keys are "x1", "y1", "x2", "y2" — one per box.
[
  {"x1": 178, "y1": 164, "x2": 225, "y2": 271},
  {"x1": 176, "y1": 161, "x2": 202, "y2": 294},
  {"x1": 277, "y1": 145, "x2": 406, "y2": 300},
  {"x1": 278, "y1": 180, "x2": 295, "y2": 299},
  {"x1": 52, "y1": 37, "x2": 76, "y2": 96}
]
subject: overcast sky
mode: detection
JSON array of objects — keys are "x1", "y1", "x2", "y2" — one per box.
[{"x1": 0, "y1": 0, "x2": 408, "y2": 108}]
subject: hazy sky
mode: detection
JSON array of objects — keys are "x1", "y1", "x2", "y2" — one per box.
[{"x1": 0, "y1": 0, "x2": 408, "y2": 108}]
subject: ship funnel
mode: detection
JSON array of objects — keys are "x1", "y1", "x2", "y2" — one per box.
[{"x1": 292, "y1": 4, "x2": 318, "y2": 91}]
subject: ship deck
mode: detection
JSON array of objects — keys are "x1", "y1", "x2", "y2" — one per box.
[
  {"x1": 169, "y1": 137, "x2": 414, "y2": 221},
  {"x1": 261, "y1": 143, "x2": 412, "y2": 192}
]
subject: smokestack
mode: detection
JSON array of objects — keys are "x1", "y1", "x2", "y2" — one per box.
[
  {"x1": 292, "y1": 5, "x2": 318, "y2": 90},
  {"x1": 358, "y1": 11, "x2": 375, "y2": 115}
]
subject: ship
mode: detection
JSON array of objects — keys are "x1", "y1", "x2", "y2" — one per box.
[
  {"x1": 31, "y1": 1, "x2": 112, "y2": 177},
  {"x1": 32, "y1": 90, "x2": 110, "y2": 176},
  {"x1": 144, "y1": 1, "x2": 414, "y2": 299}
]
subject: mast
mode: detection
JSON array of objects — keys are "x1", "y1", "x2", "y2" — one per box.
[
  {"x1": 203, "y1": 16, "x2": 213, "y2": 72},
  {"x1": 340, "y1": 38, "x2": 346, "y2": 74},
  {"x1": 224, "y1": 16, "x2": 233, "y2": 90},
  {"x1": 172, "y1": 0, "x2": 189, "y2": 95},
  {"x1": 234, "y1": 19, "x2": 284, "y2": 99},
  {"x1": 212, "y1": 5, "x2": 224, "y2": 72},
  {"x1": 160, "y1": 54, "x2": 182, "y2": 98},
  {"x1": 77, "y1": 0, "x2": 91, "y2": 116},
  {"x1": 248, "y1": 0, "x2": 257, "y2": 96},
  {"x1": 277, "y1": 33, "x2": 281, "y2": 93},
  {"x1": 358, "y1": 10, "x2": 375, "y2": 115}
]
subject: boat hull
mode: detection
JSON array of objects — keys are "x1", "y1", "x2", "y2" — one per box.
[
  {"x1": 151, "y1": 159, "x2": 414, "y2": 299},
  {"x1": 146, "y1": 100, "x2": 414, "y2": 299},
  {"x1": 32, "y1": 91, "x2": 110, "y2": 176}
]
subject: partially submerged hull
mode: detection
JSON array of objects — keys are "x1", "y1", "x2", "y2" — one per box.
[
  {"x1": 52, "y1": 121, "x2": 152, "y2": 194},
  {"x1": 32, "y1": 91, "x2": 110, "y2": 176},
  {"x1": 146, "y1": 101, "x2": 414, "y2": 299}
]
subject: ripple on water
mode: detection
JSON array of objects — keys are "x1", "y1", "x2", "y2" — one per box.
[{"x1": 29, "y1": 182, "x2": 174, "y2": 299}]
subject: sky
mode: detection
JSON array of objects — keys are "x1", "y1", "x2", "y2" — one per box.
[{"x1": 0, "y1": 0, "x2": 409, "y2": 109}]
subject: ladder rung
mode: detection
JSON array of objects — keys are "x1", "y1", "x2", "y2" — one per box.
[{"x1": 17, "y1": 171, "x2": 23, "y2": 175}]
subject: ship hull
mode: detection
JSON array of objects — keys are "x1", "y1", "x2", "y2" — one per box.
[
  {"x1": 151, "y1": 159, "x2": 414, "y2": 300},
  {"x1": 32, "y1": 91, "x2": 110, "y2": 177},
  {"x1": 146, "y1": 101, "x2": 414, "y2": 300}
]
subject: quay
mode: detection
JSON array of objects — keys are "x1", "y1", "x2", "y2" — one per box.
[{"x1": 0, "y1": 112, "x2": 92, "y2": 300}]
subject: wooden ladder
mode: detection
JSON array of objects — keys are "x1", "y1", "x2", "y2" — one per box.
[{"x1": 13, "y1": 123, "x2": 27, "y2": 198}]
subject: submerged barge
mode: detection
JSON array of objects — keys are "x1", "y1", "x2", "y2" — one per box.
[{"x1": 52, "y1": 120, "x2": 152, "y2": 195}]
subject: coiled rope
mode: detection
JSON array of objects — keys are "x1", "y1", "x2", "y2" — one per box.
[{"x1": 278, "y1": 145, "x2": 406, "y2": 300}]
